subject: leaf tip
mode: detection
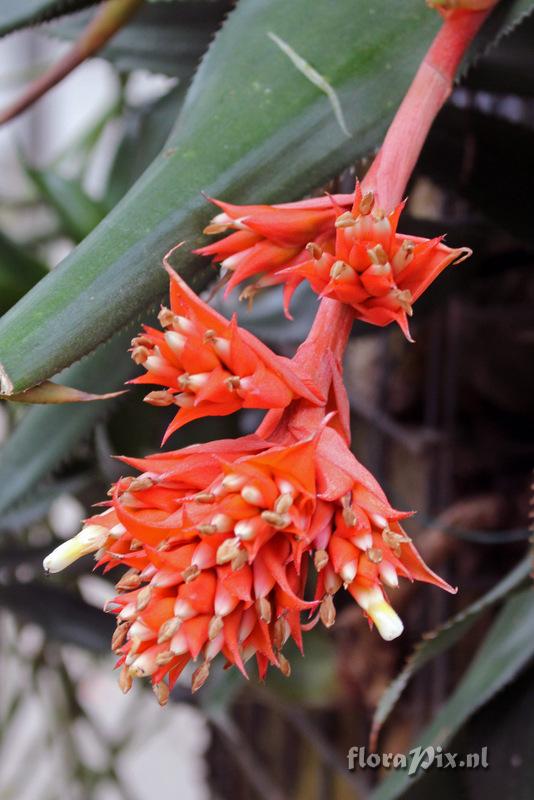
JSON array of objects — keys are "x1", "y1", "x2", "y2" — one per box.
[{"x1": 0, "y1": 363, "x2": 13, "y2": 396}]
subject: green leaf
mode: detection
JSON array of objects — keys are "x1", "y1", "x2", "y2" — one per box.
[
  {"x1": 370, "y1": 557, "x2": 531, "y2": 749},
  {"x1": 49, "y1": 1, "x2": 231, "y2": 77},
  {"x1": 464, "y1": 12, "x2": 534, "y2": 96},
  {"x1": 461, "y1": 0, "x2": 534, "y2": 74},
  {"x1": 370, "y1": 586, "x2": 534, "y2": 800},
  {"x1": 25, "y1": 166, "x2": 106, "y2": 242},
  {"x1": 146, "y1": 0, "x2": 217, "y2": 3},
  {"x1": 0, "y1": 0, "x2": 446, "y2": 394},
  {"x1": 0, "y1": 230, "x2": 48, "y2": 314},
  {"x1": 0, "y1": 0, "x2": 99, "y2": 37},
  {"x1": 455, "y1": 665, "x2": 534, "y2": 800},
  {"x1": 0, "y1": 326, "x2": 135, "y2": 516}
]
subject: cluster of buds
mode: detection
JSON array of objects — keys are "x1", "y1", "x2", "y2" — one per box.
[
  {"x1": 130, "y1": 262, "x2": 320, "y2": 441},
  {"x1": 44, "y1": 169, "x2": 465, "y2": 703},
  {"x1": 44, "y1": 421, "x2": 453, "y2": 701},
  {"x1": 288, "y1": 185, "x2": 470, "y2": 339},
  {"x1": 195, "y1": 194, "x2": 353, "y2": 313},
  {"x1": 42, "y1": 0, "x2": 485, "y2": 706},
  {"x1": 198, "y1": 183, "x2": 470, "y2": 338}
]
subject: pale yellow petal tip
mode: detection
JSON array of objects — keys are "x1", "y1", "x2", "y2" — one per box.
[
  {"x1": 353, "y1": 585, "x2": 404, "y2": 641},
  {"x1": 368, "y1": 601, "x2": 404, "y2": 641},
  {"x1": 43, "y1": 524, "x2": 109, "y2": 574}
]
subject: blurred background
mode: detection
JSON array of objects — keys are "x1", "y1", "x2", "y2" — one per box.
[{"x1": 0, "y1": 3, "x2": 533, "y2": 799}]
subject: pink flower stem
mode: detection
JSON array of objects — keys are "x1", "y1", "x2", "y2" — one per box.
[
  {"x1": 363, "y1": 8, "x2": 492, "y2": 209},
  {"x1": 255, "y1": 296, "x2": 352, "y2": 441},
  {"x1": 297, "y1": 297, "x2": 354, "y2": 366},
  {"x1": 259, "y1": 7, "x2": 495, "y2": 444},
  {"x1": 304, "y1": 6, "x2": 493, "y2": 350}
]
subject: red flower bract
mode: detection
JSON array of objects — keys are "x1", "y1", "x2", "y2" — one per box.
[
  {"x1": 286, "y1": 184, "x2": 471, "y2": 339},
  {"x1": 194, "y1": 193, "x2": 353, "y2": 314},
  {"x1": 197, "y1": 184, "x2": 471, "y2": 338},
  {"x1": 130, "y1": 260, "x2": 321, "y2": 442},
  {"x1": 43, "y1": 424, "x2": 454, "y2": 701}
]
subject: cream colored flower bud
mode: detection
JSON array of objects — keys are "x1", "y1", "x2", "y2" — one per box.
[
  {"x1": 274, "y1": 493, "x2": 293, "y2": 514},
  {"x1": 234, "y1": 519, "x2": 256, "y2": 541},
  {"x1": 353, "y1": 586, "x2": 404, "y2": 641},
  {"x1": 340, "y1": 560, "x2": 358, "y2": 585},
  {"x1": 351, "y1": 533, "x2": 373, "y2": 551},
  {"x1": 334, "y1": 211, "x2": 356, "y2": 228},
  {"x1": 216, "y1": 537, "x2": 242, "y2": 564},
  {"x1": 212, "y1": 337, "x2": 231, "y2": 359},
  {"x1": 129, "y1": 650, "x2": 158, "y2": 678},
  {"x1": 164, "y1": 330, "x2": 186, "y2": 355},
  {"x1": 203, "y1": 212, "x2": 232, "y2": 235},
  {"x1": 392, "y1": 239, "x2": 414, "y2": 275},
  {"x1": 145, "y1": 355, "x2": 168, "y2": 373},
  {"x1": 174, "y1": 315, "x2": 195, "y2": 334},
  {"x1": 158, "y1": 616, "x2": 181, "y2": 644},
  {"x1": 241, "y1": 484, "x2": 264, "y2": 506},
  {"x1": 221, "y1": 473, "x2": 246, "y2": 491},
  {"x1": 379, "y1": 561, "x2": 399, "y2": 588},
  {"x1": 205, "y1": 632, "x2": 224, "y2": 661},
  {"x1": 174, "y1": 599, "x2": 195, "y2": 619},
  {"x1": 43, "y1": 525, "x2": 109, "y2": 574},
  {"x1": 208, "y1": 615, "x2": 224, "y2": 641},
  {"x1": 261, "y1": 510, "x2": 290, "y2": 529}
]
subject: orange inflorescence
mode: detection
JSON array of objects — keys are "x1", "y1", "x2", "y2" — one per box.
[
  {"x1": 130, "y1": 263, "x2": 320, "y2": 442},
  {"x1": 42, "y1": 183, "x2": 465, "y2": 701},
  {"x1": 44, "y1": 425, "x2": 453, "y2": 702},
  {"x1": 42, "y1": 3, "x2": 479, "y2": 704},
  {"x1": 198, "y1": 183, "x2": 470, "y2": 338},
  {"x1": 194, "y1": 193, "x2": 353, "y2": 314}
]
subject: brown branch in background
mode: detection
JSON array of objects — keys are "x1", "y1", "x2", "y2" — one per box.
[{"x1": 0, "y1": 0, "x2": 144, "y2": 126}]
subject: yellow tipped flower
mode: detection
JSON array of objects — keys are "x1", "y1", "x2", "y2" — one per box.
[
  {"x1": 352, "y1": 586, "x2": 404, "y2": 641},
  {"x1": 43, "y1": 524, "x2": 109, "y2": 574}
]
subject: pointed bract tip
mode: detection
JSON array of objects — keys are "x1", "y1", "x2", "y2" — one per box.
[{"x1": 162, "y1": 242, "x2": 186, "y2": 274}]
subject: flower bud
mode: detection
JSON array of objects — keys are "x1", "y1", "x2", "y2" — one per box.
[
  {"x1": 379, "y1": 561, "x2": 399, "y2": 588},
  {"x1": 43, "y1": 525, "x2": 109, "y2": 574},
  {"x1": 191, "y1": 661, "x2": 210, "y2": 693},
  {"x1": 164, "y1": 331, "x2": 186, "y2": 356},
  {"x1": 320, "y1": 594, "x2": 336, "y2": 628},
  {"x1": 353, "y1": 586, "x2": 404, "y2": 641},
  {"x1": 153, "y1": 682, "x2": 170, "y2": 706}
]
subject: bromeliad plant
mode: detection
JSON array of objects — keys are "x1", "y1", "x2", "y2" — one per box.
[{"x1": 43, "y1": 4, "x2": 493, "y2": 702}]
